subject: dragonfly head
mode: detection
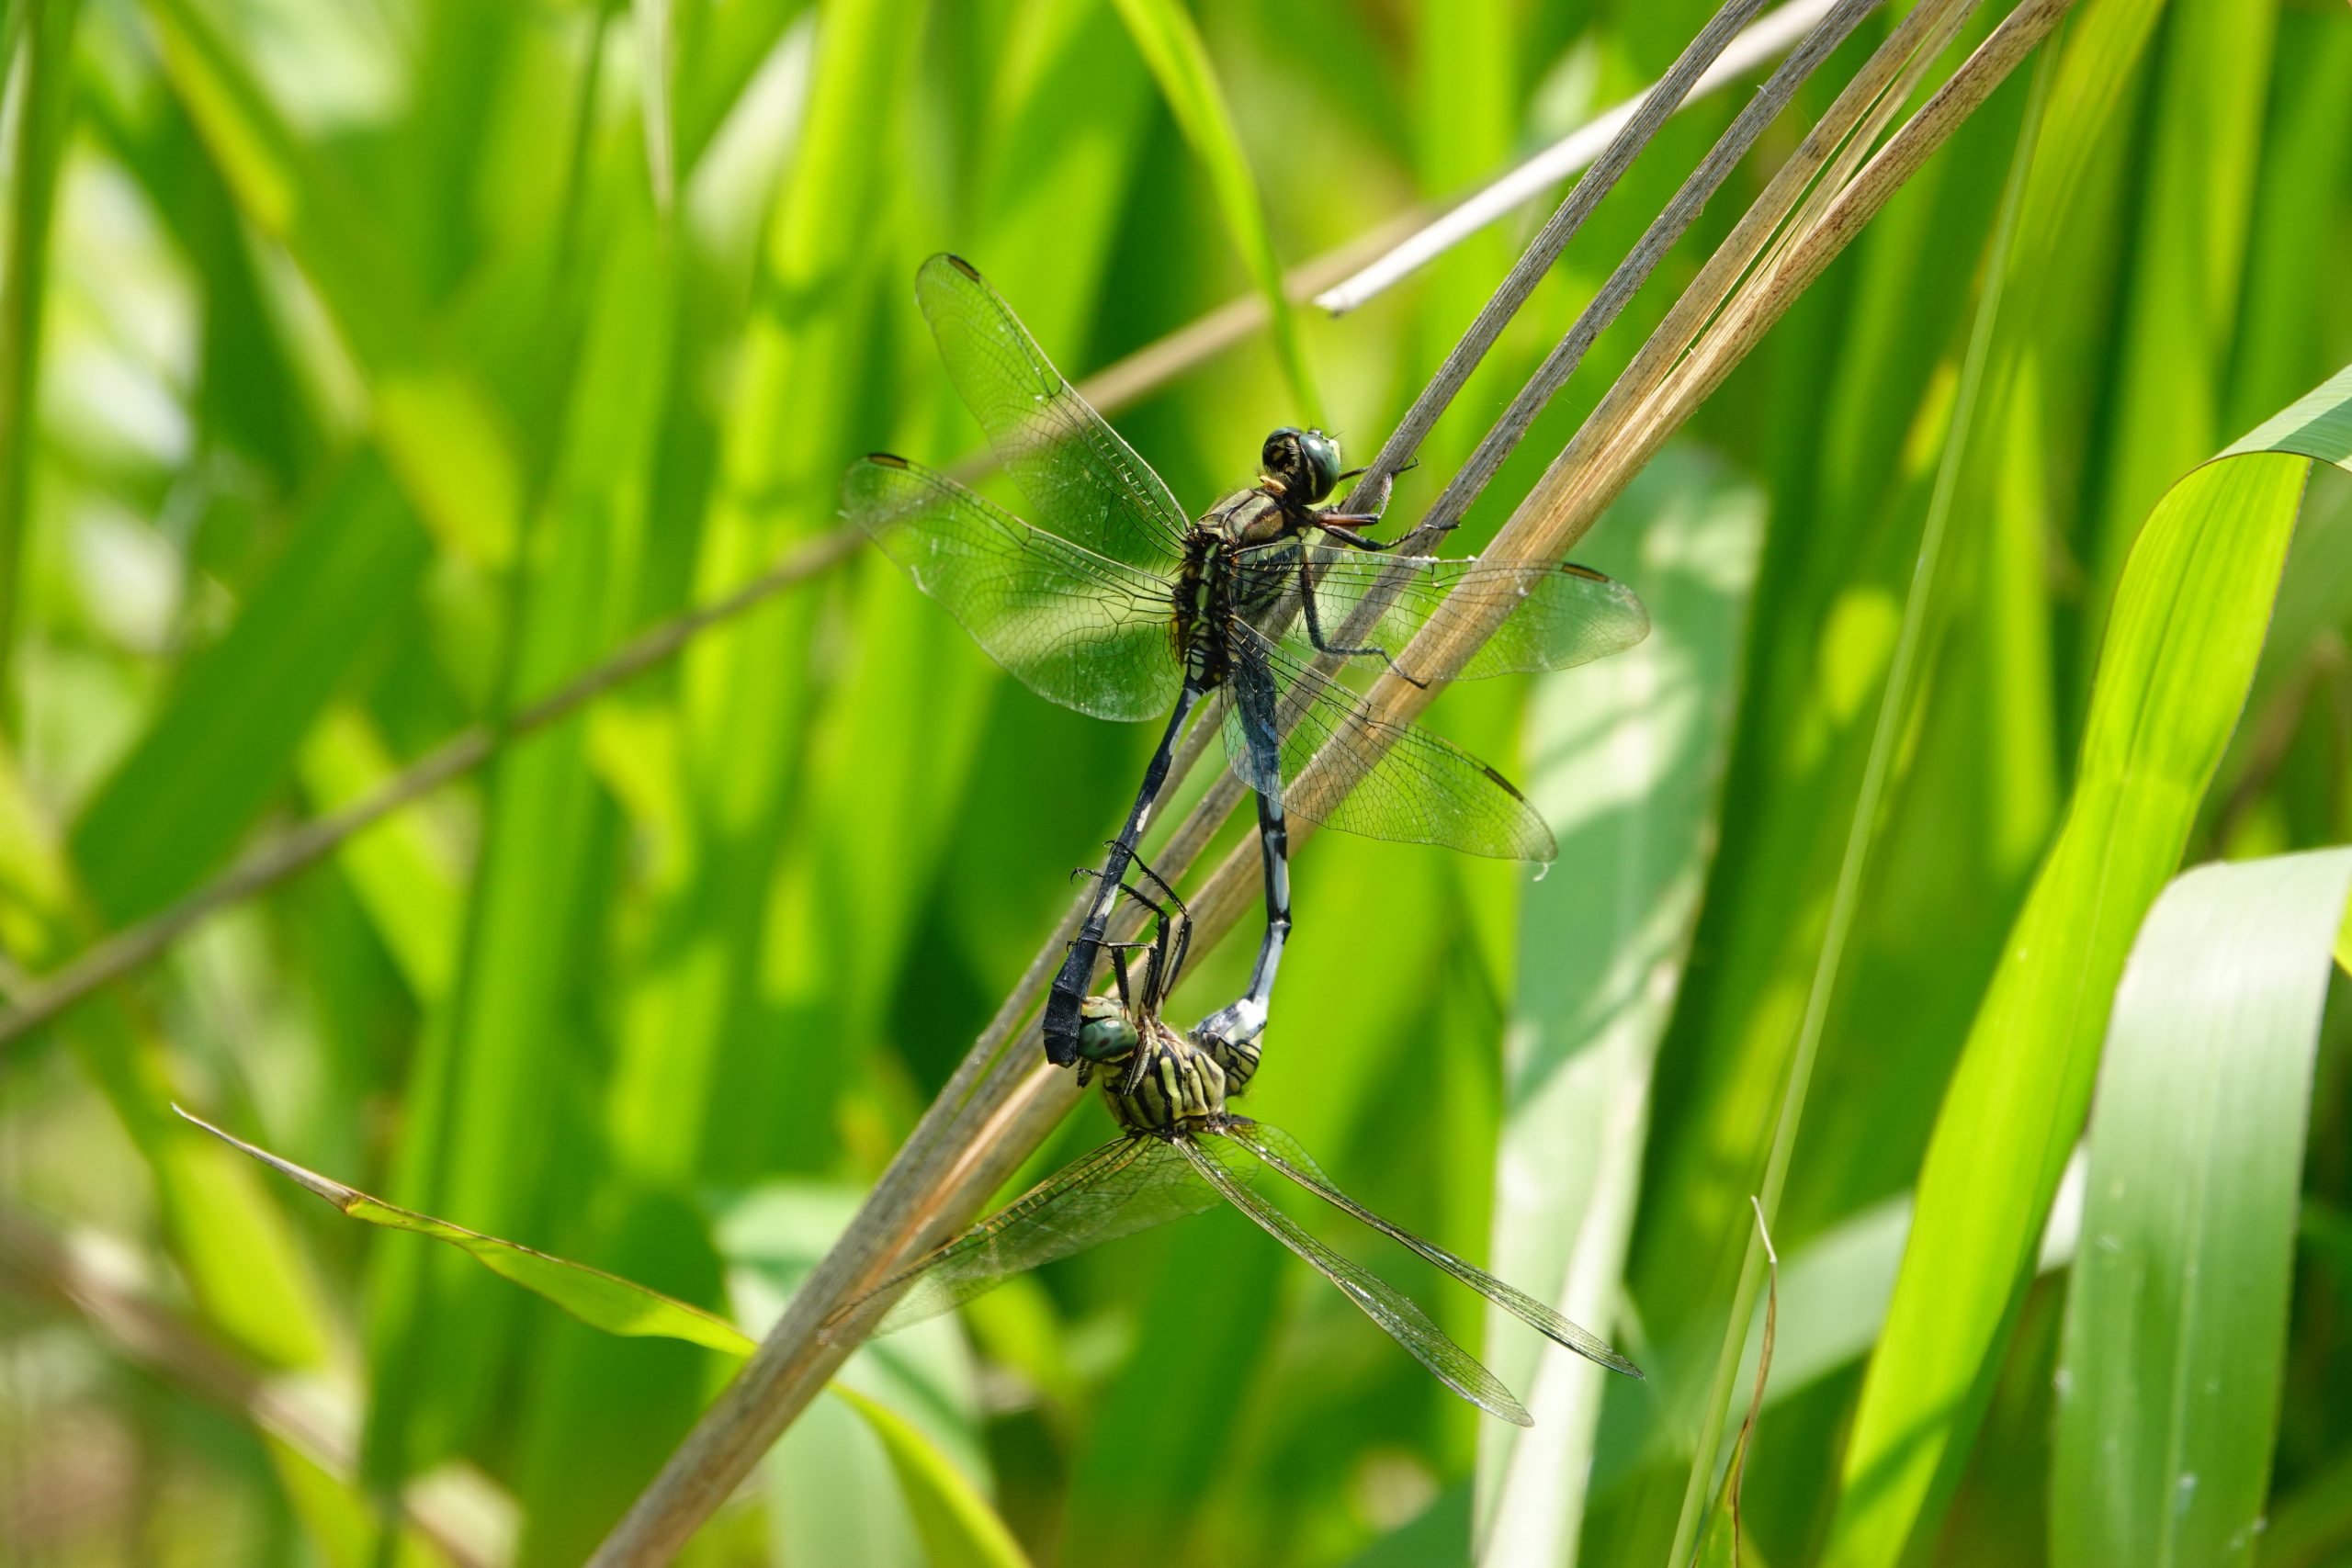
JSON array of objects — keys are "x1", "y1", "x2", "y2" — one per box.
[
  {"x1": 1262, "y1": 427, "x2": 1343, "y2": 505},
  {"x1": 1072, "y1": 996, "x2": 1140, "y2": 1084}
]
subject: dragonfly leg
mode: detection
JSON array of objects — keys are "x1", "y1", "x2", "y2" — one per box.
[
  {"x1": 1044, "y1": 687, "x2": 1204, "y2": 1065},
  {"x1": 1297, "y1": 562, "x2": 1429, "y2": 690},
  {"x1": 1075, "y1": 856, "x2": 1193, "y2": 1018}
]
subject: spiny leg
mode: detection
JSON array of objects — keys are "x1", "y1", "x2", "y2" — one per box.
[
  {"x1": 1295, "y1": 561, "x2": 1427, "y2": 690},
  {"x1": 1070, "y1": 856, "x2": 1182, "y2": 1017},
  {"x1": 1070, "y1": 854, "x2": 1191, "y2": 1096}
]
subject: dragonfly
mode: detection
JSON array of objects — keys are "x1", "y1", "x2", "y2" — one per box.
[
  {"x1": 819, "y1": 858, "x2": 1643, "y2": 1425},
  {"x1": 844, "y1": 254, "x2": 1651, "y2": 1067}
]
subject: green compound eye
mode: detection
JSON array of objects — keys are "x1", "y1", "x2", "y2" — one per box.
[{"x1": 1075, "y1": 1002, "x2": 1138, "y2": 1063}]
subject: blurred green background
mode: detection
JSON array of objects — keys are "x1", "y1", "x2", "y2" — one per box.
[{"x1": 4, "y1": 0, "x2": 2351, "y2": 1563}]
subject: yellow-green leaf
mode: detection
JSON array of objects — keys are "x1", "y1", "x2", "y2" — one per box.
[
  {"x1": 1822, "y1": 360, "x2": 2349, "y2": 1567},
  {"x1": 832, "y1": 1385, "x2": 1035, "y2": 1568},
  {"x1": 175, "y1": 1107, "x2": 756, "y2": 1359}
]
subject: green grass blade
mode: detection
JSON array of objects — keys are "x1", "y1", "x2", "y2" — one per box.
[
  {"x1": 636, "y1": 0, "x2": 676, "y2": 211},
  {"x1": 833, "y1": 1385, "x2": 1035, "y2": 1568},
  {"x1": 604, "y1": 0, "x2": 922, "y2": 1183},
  {"x1": 1109, "y1": 0, "x2": 1320, "y2": 423},
  {"x1": 67, "y1": 462, "x2": 426, "y2": 923},
  {"x1": 1476, "y1": 452, "x2": 1765, "y2": 1557},
  {"x1": 293, "y1": 705, "x2": 465, "y2": 1005},
  {"x1": 0, "y1": 754, "x2": 334, "y2": 1370},
  {"x1": 2051, "y1": 849, "x2": 2352, "y2": 1568},
  {"x1": 0, "y1": 0, "x2": 82, "y2": 705},
  {"x1": 2086, "y1": 0, "x2": 2277, "y2": 615},
  {"x1": 720, "y1": 1182, "x2": 996, "y2": 1568},
  {"x1": 1691, "y1": 1201, "x2": 1779, "y2": 1568},
  {"x1": 138, "y1": 0, "x2": 522, "y2": 564},
  {"x1": 368, "y1": 209, "x2": 679, "y2": 1483},
  {"x1": 1822, "y1": 364, "x2": 2350, "y2": 1568},
  {"x1": 1662, "y1": 47, "x2": 2059, "y2": 1564},
  {"x1": 176, "y1": 1106, "x2": 757, "y2": 1358}
]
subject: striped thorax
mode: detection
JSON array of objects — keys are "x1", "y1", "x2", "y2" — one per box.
[{"x1": 1076, "y1": 998, "x2": 1260, "y2": 1135}]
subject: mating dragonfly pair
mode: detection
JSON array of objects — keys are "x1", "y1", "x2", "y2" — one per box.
[{"x1": 836, "y1": 255, "x2": 1647, "y2": 1414}]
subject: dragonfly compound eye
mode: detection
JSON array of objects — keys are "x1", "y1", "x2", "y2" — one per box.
[
  {"x1": 1076, "y1": 1007, "x2": 1139, "y2": 1064},
  {"x1": 1296, "y1": 429, "x2": 1343, "y2": 502},
  {"x1": 1261, "y1": 426, "x2": 1342, "y2": 503}
]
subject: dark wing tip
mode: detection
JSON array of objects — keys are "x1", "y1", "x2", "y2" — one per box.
[
  {"x1": 937, "y1": 253, "x2": 982, "y2": 282},
  {"x1": 865, "y1": 452, "x2": 910, "y2": 469},
  {"x1": 1559, "y1": 561, "x2": 1611, "y2": 582}
]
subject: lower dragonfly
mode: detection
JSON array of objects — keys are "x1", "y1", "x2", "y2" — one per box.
[{"x1": 819, "y1": 857, "x2": 1642, "y2": 1424}]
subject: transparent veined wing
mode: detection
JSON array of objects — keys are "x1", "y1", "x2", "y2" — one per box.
[
  {"x1": 915, "y1": 254, "x2": 1191, "y2": 574},
  {"x1": 822, "y1": 1135, "x2": 1218, "y2": 1342},
  {"x1": 1226, "y1": 1119, "x2": 1642, "y2": 1378},
  {"x1": 1218, "y1": 624, "x2": 1556, "y2": 862},
  {"x1": 844, "y1": 455, "x2": 1182, "y2": 722},
  {"x1": 1280, "y1": 548, "x2": 1650, "y2": 683},
  {"x1": 1180, "y1": 1131, "x2": 1533, "y2": 1426}
]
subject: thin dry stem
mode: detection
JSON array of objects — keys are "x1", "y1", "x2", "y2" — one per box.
[{"x1": 1343, "y1": 0, "x2": 1776, "y2": 519}]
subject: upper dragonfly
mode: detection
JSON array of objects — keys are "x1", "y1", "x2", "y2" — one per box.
[
  {"x1": 818, "y1": 857, "x2": 1642, "y2": 1425},
  {"x1": 844, "y1": 254, "x2": 1650, "y2": 1066}
]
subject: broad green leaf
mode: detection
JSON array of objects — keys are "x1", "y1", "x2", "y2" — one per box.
[
  {"x1": 746, "y1": 0, "x2": 1155, "y2": 1179},
  {"x1": 834, "y1": 1385, "x2": 1036, "y2": 1568},
  {"x1": 1476, "y1": 453, "x2": 1765, "y2": 1560},
  {"x1": 1109, "y1": 0, "x2": 1320, "y2": 423},
  {"x1": 2051, "y1": 849, "x2": 2352, "y2": 1567},
  {"x1": 176, "y1": 1105, "x2": 756, "y2": 1358},
  {"x1": 1823, "y1": 362, "x2": 2349, "y2": 1567}
]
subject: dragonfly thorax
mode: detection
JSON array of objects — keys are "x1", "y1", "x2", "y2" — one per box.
[
  {"x1": 1170, "y1": 497, "x2": 1308, "y2": 686},
  {"x1": 1083, "y1": 1014, "x2": 1233, "y2": 1134}
]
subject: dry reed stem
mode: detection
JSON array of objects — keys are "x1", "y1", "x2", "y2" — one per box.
[{"x1": 585, "y1": 2, "x2": 2071, "y2": 1559}]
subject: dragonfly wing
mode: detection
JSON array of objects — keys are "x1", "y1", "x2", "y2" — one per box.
[
  {"x1": 1222, "y1": 625, "x2": 1556, "y2": 862},
  {"x1": 825, "y1": 1135, "x2": 1219, "y2": 1343},
  {"x1": 844, "y1": 455, "x2": 1182, "y2": 722},
  {"x1": 1291, "y1": 549, "x2": 1650, "y2": 682},
  {"x1": 1226, "y1": 1120, "x2": 1641, "y2": 1378},
  {"x1": 1179, "y1": 1132, "x2": 1533, "y2": 1426},
  {"x1": 1224, "y1": 647, "x2": 1284, "y2": 796},
  {"x1": 915, "y1": 254, "x2": 1191, "y2": 574}
]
